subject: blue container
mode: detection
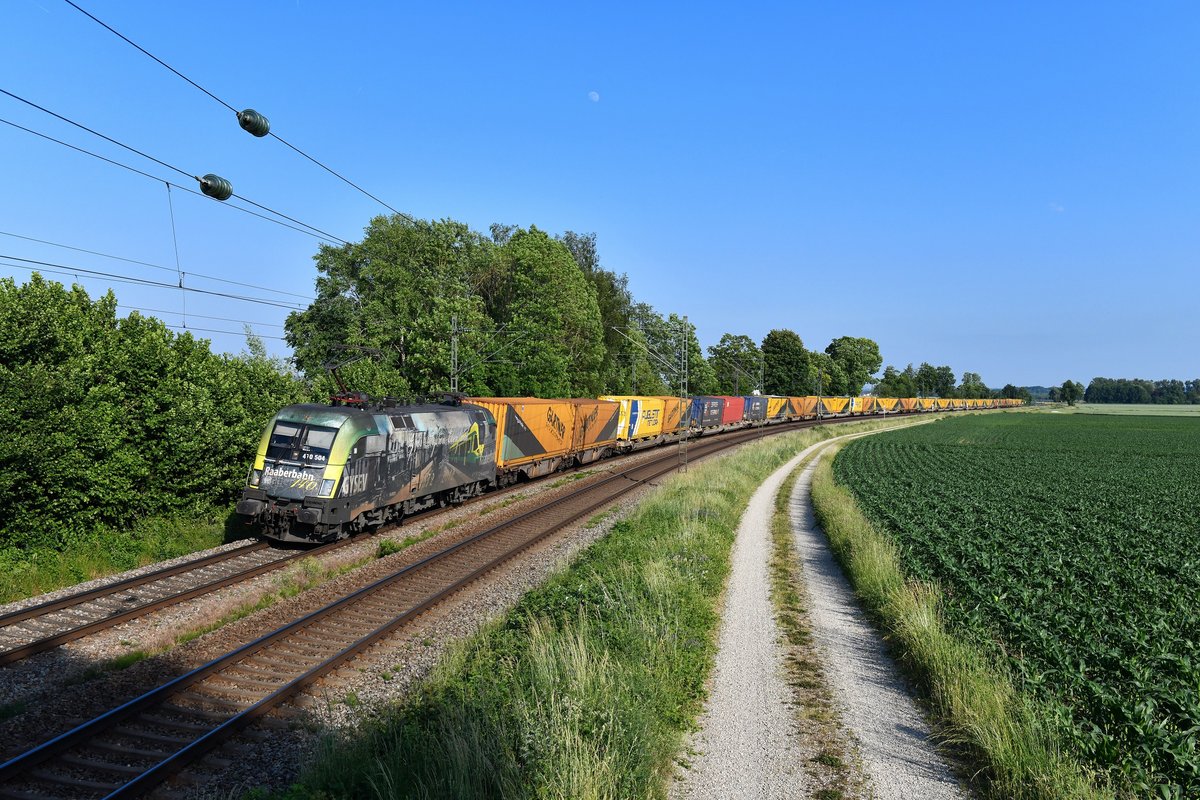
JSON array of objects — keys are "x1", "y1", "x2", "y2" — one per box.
[
  {"x1": 743, "y1": 395, "x2": 768, "y2": 421},
  {"x1": 689, "y1": 396, "x2": 725, "y2": 428}
]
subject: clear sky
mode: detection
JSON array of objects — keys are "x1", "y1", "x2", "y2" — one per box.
[{"x1": 3, "y1": 1, "x2": 1196, "y2": 388}]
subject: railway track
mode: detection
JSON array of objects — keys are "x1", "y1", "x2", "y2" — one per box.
[
  {"x1": 0, "y1": 410, "x2": 931, "y2": 670},
  {"x1": 0, "y1": 540, "x2": 349, "y2": 667},
  {"x1": 0, "y1": 421, "x2": 807, "y2": 799}
]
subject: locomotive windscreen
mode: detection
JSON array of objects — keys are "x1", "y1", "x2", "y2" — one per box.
[{"x1": 266, "y1": 422, "x2": 338, "y2": 466}]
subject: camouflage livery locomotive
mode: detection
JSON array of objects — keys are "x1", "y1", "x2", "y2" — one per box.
[{"x1": 237, "y1": 399, "x2": 497, "y2": 543}]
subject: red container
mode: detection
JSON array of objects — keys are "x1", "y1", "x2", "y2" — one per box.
[{"x1": 715, "y1": 396, "x2": 745, "y2": 425}]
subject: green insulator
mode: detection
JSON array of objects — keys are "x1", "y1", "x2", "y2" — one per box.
[
  {"x1": 237, "y1": 108, "x2": 270, "y2": 137},
  {"x1": 199, "y1": 174, "x2": 233, "y2": 201}
]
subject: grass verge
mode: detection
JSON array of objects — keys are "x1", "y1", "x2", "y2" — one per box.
[
  {"x1": 268, "y1": 418, "x2": 925, "y2": 800},
  {"x1": 811, "y1": 444, "x2": 1107, "y2": 800},
  {"x1": 0, "y1": 509, "x2": 245, "y2": 604}
]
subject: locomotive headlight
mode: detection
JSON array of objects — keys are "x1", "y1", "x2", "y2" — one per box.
[
  {"x1": 249, "y1": 469, "x2": 262, "y2": 487},
  {"x1": 320, "y1": 479, "x2": 337, "y2": 497}
]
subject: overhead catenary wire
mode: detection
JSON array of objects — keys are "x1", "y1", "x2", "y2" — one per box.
[
  {"x1": 62, "y1": 0, "x2": 413, "y2": 221},
  {"x1": 160, "y1": 323, "x2": 289, "y2": 341},
  {"x1": 0, "y1": 254, "x2": 307, "y2": 311},
  {"x1": 0, "y1": 230, "x2": 315, "y2": 301},
  {"x1": 117, "y1": 304, "x2": 286, "y2": 328},
  {"x1": 0, "y1": 116, "x2": 345, "y2": 246},
  {"x1": 0, "y1": 90, "x2": 350, "y2": 245}
]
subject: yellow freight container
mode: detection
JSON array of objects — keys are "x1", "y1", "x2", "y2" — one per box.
[
  {"x1": 468, "y1": 398, "x2": 619, "y2": 475},
  {"x1": 599, "y1": 396, "x2": 668, "y2": 441},
  {"x1": 789, "y1": 396, "x2": 819, "y2": 418},
  {"x1": 876, "y1": 398, "x2": 899, "y2": 412},
  {"x1": 821, "y1": 396, "x2": 850, "y2": 414},
  {"x1": 853, "y1": 396, "x2": 878, "y2": 414},
  {"x1": 765, "y1": 396, "x2": 790, "y2": 420},
  {"x1": 936, "y1": 398, "x2": 952, "y2": 410},
  {"x1": 898, "y1": 398, "x2": 918, "y2": 412},
  {"x1": 654, "y1": 396, "x2": 688, "y2": 433},
  {"x1": 919, "y1": 398, "x2": 937, "y2": 410}
]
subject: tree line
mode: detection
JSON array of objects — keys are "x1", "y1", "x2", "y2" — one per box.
[
  {"x1": 287, "y1": 214, "x2": 1010, "y2": 402},
  {"x1": 1083, "y1": 377, "x2": 1200, "y2": 405},
  {"x1": 1, "y1": 213, "x2": 1021, "y2": 552}
]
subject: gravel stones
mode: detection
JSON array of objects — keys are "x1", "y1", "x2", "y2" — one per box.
[{"x1": 788, "y1": 452, "x2": 967, "y2": 800}]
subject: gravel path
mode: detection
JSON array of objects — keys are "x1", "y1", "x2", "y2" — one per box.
[
  {"x1": 789, "y1": 451, "x2": 967, "y2": 799},
  {"x1": 672, "y1": 443, "x2": 822, "y2": 800},
  {"x1": 674, "y1": 428, "x2": 967, "y2": 800}
]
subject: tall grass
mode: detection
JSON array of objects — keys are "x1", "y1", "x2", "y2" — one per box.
[
  {"x1": 0, "y1": 509, "x2": 243, "y2": 604},
  {"x1": 810, "y1": 445, "x2": 1109, "y2": 800},
  {"x1": 270, "y1": 419, "x2": 920, "y2": 800}
]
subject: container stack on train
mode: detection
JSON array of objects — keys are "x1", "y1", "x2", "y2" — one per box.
[{"x1": 237, "y1": 390, "x2": 1021, "y2": 543}]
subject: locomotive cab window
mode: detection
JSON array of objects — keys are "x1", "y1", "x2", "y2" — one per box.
[{"x1": 266, "y1": 423, "x2": 338, "y2": 466}]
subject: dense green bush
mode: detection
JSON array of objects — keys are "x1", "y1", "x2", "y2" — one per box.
[{"x1": 0, "y1": 274, "x2": 308, "y2": 552}]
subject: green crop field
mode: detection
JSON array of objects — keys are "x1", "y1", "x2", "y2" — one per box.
[
  {"x1": 834, "y1": 414, "x2": 1200, "y2": 797},
  {"x1": 1070, "y1": 404, "x2": 1200, "y2": 417}
]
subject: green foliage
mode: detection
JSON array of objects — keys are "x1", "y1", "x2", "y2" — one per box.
[
  {"x1": 484, "y1": 227, "x2": 605, "y2": 397},
  {"x1": 707, "y1": 332, "x2": 761, "y2": 394},
  {"x1": 1086, "y1": 378, "x2": 1200, "y2": 405},
  {"x1": 0, "y1": 511, "x2": 238, "y2": 603},
  {"x1": 377, "y1": 538, "x2": 403, "y2": 558},
  {"x1": 761, "y1": 328, "x2": 813, "y2": 395},
  {"x1": 911, "y1": 361, "x2": 957, "y2": 398},
  {"x1": 835, "y1": 415, "x2": 1200, "y2": 795},
  {"x1": 810, "y1": 351, "x2": 848, "y2": 396},
  {"x1": 823, "y1": 336, "x2": 881, "y2": 396},
  {"x1": 559, "y1": 231, "x2": 656, "y2": 394},
  {"x1": 958, "y1": 371, "x2": 990, "y2": 399},
  {"x1": 873, "y1": 363, "x2": 917, "y2": 398},
  {"x1": 999, "y1": 383, "x2": 1034, "y2": 403},
  {"x1": 1059, "y1": 379, "x2": 1084, "y2": 406},
  {"x1": 286, "y1": 215, "x2": 496, "y2": 397},
  {"x1": 0, "y1": 274, "x2": 305, "y2": 554}
]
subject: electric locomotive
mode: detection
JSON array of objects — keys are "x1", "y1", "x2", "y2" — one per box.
[{"x1": 236, "y1": 396, "x2": 496, "y2": 543}]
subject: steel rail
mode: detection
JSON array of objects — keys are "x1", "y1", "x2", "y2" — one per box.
[
  {"x1": 0, "y1": 543, "x2": 271, "y2": 628},
  {"x1": 0, "y1": 540, "x2": 348, "y2": 667},
  {"x1": 0, "y1": 409, "x2": 981, "y2": 796},
  {"x1": 0, "y1": 420, "x2": 808, "y2": 797}
]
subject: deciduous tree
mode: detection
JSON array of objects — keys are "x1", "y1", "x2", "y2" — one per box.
[
  {"x1": 824, "y1": 336, "x2": 882, "y2": 395},
  {"x1": 761, "y1": 329, "x2": 811, "y2": 395},
  {"x1": 708, "y1": 333, "x2": 762, "y2": 394}
]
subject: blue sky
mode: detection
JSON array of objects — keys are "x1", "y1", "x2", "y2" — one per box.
[{"x1": 2, "y1": 1, "x2": 1196, "y2": 387}]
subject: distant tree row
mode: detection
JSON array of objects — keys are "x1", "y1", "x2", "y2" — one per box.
[
  {"x1": 1084, "y1": 377, "x2": 1200, "y2": 404},
  {"x1": 871, "y1": 363, "x2": 1026, "y2": 401},
  {"x1": 713, "y1": 331, "x2": 883, "y2": 397}
]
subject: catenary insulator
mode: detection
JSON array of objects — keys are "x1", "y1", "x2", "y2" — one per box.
[
  {"x1": 199, "y1": 174, "x2": 233, "y2": 201},
  {"x1": 237, "y1": 109, "x2": 270, "y2": 137}
]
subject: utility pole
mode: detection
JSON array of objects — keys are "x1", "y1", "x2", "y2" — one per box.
[
  {"x1": 450, "y1": 315, "x2": 459, "y2": 393},
  {"x1": 609, "y1": 317, "x2": 690, "y2": 472},
  {"x1": 679, "y1": 314, "x2": 689, "y2": 472},
  {"x1": 450, "y1": 317, "x2": 524, "y2": 394}
]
